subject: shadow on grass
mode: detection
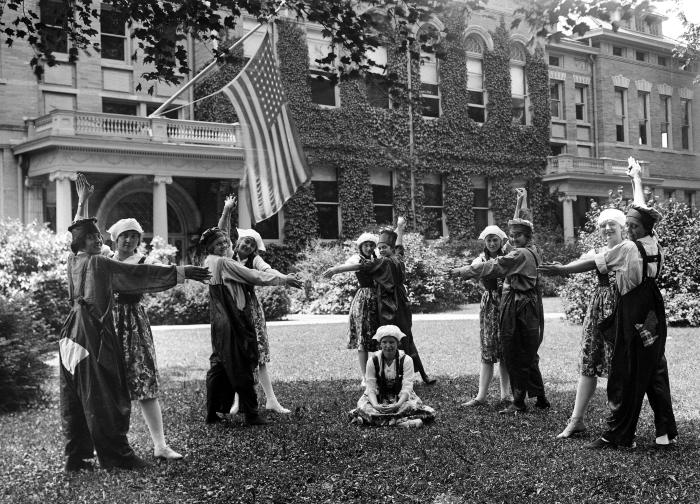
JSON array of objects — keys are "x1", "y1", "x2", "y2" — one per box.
[{"x1": 2, "y1": 375, "x2": 699, "y2": 504}]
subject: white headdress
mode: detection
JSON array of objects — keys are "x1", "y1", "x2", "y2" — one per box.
[
  {"x1": 107, "y1": 218, "x2": 144, "y2": 242},
  {"x1": 237, "y1": 228, "x2": 266, "y2": 252}
]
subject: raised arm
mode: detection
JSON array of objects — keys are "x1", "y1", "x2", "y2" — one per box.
[
  {"x1": 395, "y1": 216, "x2": 406, "y2": 247},
  {"x1": 627, "y1": 157, "x2": 645, "y2": 206},
  {"x1": 217, "y1": 195, "x2": 238, "y2": 245},
  {"x1": 73, "y1": 173, "x2": 94, "y2": 221}
]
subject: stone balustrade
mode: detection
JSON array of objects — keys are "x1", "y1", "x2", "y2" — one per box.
[
  {"x1": 546, "y1": 155, "x2": 650, "y2": 178},
  {"x1": 26, "y1": 109, "x2": 239, "y2": 147}
]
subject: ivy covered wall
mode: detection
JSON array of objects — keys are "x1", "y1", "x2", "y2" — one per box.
[{"x1": 194, "y1": 9, "x2": 553, "y2": 248}]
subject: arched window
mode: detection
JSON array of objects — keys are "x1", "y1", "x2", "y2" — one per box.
[
  {"x1": 466, "y1": 35, "x2": 486, "y2": 123},
  {"x1": 417, "y1": 23, "x2": 441, "y2": 118},
  {"x1": 307, "y1": 25, "x2": 338, "y2": 107},
  {"x1": 510, "y1": 43, "x2": 528, "y2": 125}
]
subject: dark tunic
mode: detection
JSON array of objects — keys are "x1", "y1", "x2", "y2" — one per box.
[
  {"x1": 603, "y1": 241, "x2": 677, "y2": 446},
  {"x1": 59, "y1": 254, "x2": 177, "y2": 468},
  {"x1": 359, "y1": 246, "x2": 428, "y2": 378}
]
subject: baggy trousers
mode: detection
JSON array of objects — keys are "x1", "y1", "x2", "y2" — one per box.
[
  {"x1": 499, "y1": 289, "x2": 545, "y2": 408},
  {"x1": 60, "y1": 302, "x2": 137, "y2": 468},
  {"x1": 604, "y1": 279, "x2": 677, "y2": 446},
  {"x1": 206, "y1": 284, "x2": 259, "y2": 422}
]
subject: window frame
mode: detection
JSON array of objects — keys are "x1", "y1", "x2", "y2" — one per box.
[
  {"x1": 100, "y1": 4, "x2": 128, "y2": 62},
  {"x1": 680, "y1": 98, "x2": 692, "y2": 151},
  {"x1": 307, "y1": 26, "x2": 339, "y2": 108},
  {"x1": 660, "y1": 94, "x2": 671, "y2": 149},
  {"x1": 471, "y1": 177, "x2": 490, "y2": 231},
  {"x1": 466, "y1": 36, "x2": 486, "y2": 123},
  {"x1": 419, "y1": 50, "x2": 441, "y2": 118},
  {"x1": 638, "y1": 91, "x2": 650, "y2": 146},
  {"x1": 614, "y1": 87, "x2": 628, "y2": 143},
  {"x1": 510, "y1": 43, "x2": 528, "y2": 126},
  {"x1": 574, "y1": 84, "x2": 588, "y2": 122},
  {"x1": 422, "y1": 174, "x2": 445, "y2": 239},
  {"x1": 40, "y1": 0, "x2": 69, "y2": 54},
  {"x1": 372, "y1": 173, "x2": 394, "y2": 227},
  {"x1": 313, "y1": 179, "x2": 341, "y2": 239},
  {"x1": 549, "y1": 80, "x2": 564, "y2": 120}
]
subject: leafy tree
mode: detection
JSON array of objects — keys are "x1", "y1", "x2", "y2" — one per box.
[{"x1": 0, "y1": 0, "x2": 480, "y2": 93}]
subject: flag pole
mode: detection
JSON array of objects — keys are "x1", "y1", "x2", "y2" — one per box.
[{"x1": 149, "y1": 0, "x2": 288, "y2": 118}]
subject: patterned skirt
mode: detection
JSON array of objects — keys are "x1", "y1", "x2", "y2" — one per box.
[
  {"x1": 350, "y1": 392, "x2": 436, "y2": 427},
  {"x1": 479, "y1": 290, "x2": 502, "y2": 364},
  {"x1": 115, "y1": 302, "x2": 159, "y2": 401},
  {"x1": 346, "y1": 287, "x2": 379, "y2": 352},
  {"x1": 579, "y1": 284, "x2": 618, "y2": 377},
  {"x1": 249, "y1": 294, "x2": 271, "y2": 365}
]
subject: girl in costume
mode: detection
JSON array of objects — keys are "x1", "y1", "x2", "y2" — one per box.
[
  {"x1": 551, "y1": 208, "x2": 625, "y2": 439},
  {"x1": 541, "y1": 158, "x2": 677, "y2": 448},
  {"x1": 349, "y1": 325, "x2": 436, "y2": 427},
  {"x1": 216, "y1": 196, "x2": 291, "y2": 415},
  {"x1": 106, "y1": 217, "x2": 184, "y2": 460},
  {"x1": 345, "y1": 232, "x2": 379, "y2": 385},
  {"x1": 199, "y1": 221, "x2": 302, "y2": 425},
  {"x1": 60, "y1": 176, "x2": 210, "y2": 471},
  {"x1": 451, "y1": 225, "x2": 512, "y2": 408},
  {"x1": 453, "y1": 189, "x2": 548, "y2": 414},
  {"x1": 323, "y1": 217, "x2": 436, "y2": 385}
]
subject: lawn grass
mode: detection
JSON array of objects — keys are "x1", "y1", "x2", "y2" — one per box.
[{"x1": 1, "y1": 318, "x2": 699, "y2": 503}]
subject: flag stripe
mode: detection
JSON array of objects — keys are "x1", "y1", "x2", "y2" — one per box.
[{"x1": 222, "y1": 31, "x2": 310, "y2": 223}]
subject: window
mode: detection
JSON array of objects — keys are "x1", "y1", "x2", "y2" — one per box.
[
  {"x1": 423, "y1": 175, "x2": 443, "y2": 239},
  {"x1": 146, "y1": 103, "x2": 179, "y2": 120},
  {"x1": 102, "y1": 99, "x2": 137, "y2": 115},
  {"x1": 681, "y1": 98, "x2": 692, "y2": 150},
  {"x1": 638, "y1": 91, "x2": 649, "y2": 145},
  {"x1": 614, "y1": 87, "x2": 627, "y2": 142},
  {"x1": 472, "y1": 178, "x2": 489, "y2": 232},
  {"x1": 313, "y1": 180, "x2": 339, "y2": 238},
  {"x1": 372, "y1": 181, "x2": 393, "y2": 227},
  {"x1": 365, "y1": 46, "x2": 390, "y2": 109},
  {"x1": 466, "y1": 36, "x2": 486, "y2": 123},
  {"x1": 612, "y1": 46, "x2": 624, "y2": 57},
  {"x1": 548, "y1": 55, "x2": 561, "y2": 67},
  {"x1": 636, "y1": 51, "x2": 647, "y2": 62},
  {"x1": 660, "y1": 95, "x2": 671, "y2": 148},
  {"x1": 575, "y1": 85, "x2": 588, "y2": 122},
  {"x1": 549, "y1": 81, "x2": 563, "y2": 119},
  {"x1": 101, "y1": 5, "x2": 127, "y2": 61},
  {"x1": 577, "y1": 145, "x2": 592, "y2": 157},
  {"x1": 44, "y1": 92, "x2": 76, "y2": 112},
  {"x1": 40, "y1": 0, "x2": 68, "y2": 53},
  {"x1": 550, "y1": 143, "x2": 566, "y2": 156},
  {"x1": 420, "y1": 51, "x2": 440, "y2": 117},
  {"x1": 510, "y1": 44, "x2": 527, "y2": 125},
  {"x1": 307, "y1": 28, "x2": 337, "y2": 107},
  {"x1": 658, "y1": 55, "x2": 667, "y2": 67},
  {"x1": 242, "y1": 17, "x2": 265, "y2": 59},
  {"x1": 254, "y1": 214, "x2": 279, "y2": 240}
]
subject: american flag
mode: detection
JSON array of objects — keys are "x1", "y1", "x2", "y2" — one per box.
[{"x1": 222, "y1": 30, "x2": 311, "y2": 223}]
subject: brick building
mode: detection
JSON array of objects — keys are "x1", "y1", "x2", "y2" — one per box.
[{"x1": 0, "y1": 1, "x2": 697, "y2": 255}]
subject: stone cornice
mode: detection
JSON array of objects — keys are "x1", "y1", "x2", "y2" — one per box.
[
  {"x1": 611, "y1": 75, "x2": 630, "y2": 88},
  {"x1": 657, "y1": 83, "x2": 673, "y2": 96},
  {"x1": 635, "y1": 79, "x2": 652, "y2": 92}
]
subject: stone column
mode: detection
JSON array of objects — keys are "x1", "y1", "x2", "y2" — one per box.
[
  {"x1": 152, "y1": 175, "x2": 173, "y2": 240},
  {"x1": 237, "y1": 182, "x2": 251, "y2": 228},
  {"x1": 49, "y1": 171, "x2": 77, "y2": 233},
  {"x1": 558, "y1": 194, "x2": 577, "y2": 241}
]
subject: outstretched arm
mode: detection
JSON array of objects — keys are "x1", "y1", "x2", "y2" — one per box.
[
  {"x1": 627, "y1": 157, "x2": 645, "y2": 206},
  {"x1": 322, "y1": 263, "x2": 362, "y2": 279},
  {"x1": 538, "y1": 257, "x2": 597, "y2": 276},
  {"x1": 73, "y1": 173, "x2": 94, "y2": 221}
]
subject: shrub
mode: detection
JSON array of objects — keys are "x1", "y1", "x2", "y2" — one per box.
[
  {"x1": 142, "y1": 281, "x2": 210, "y2": 325},
  {"x1": 0, "y1": 294, "x2": 51, "y2": 412},
  {"x1": 258, "y1": 286, "x2": 291, "y2": 320}
]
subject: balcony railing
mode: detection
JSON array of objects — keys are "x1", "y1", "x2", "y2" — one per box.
[
  {"x1": 25, "y1": 109, "x2": 240, "y2": 147},
  {"x1": 546, "y1": 155, "x2": 649, "y2": 178}
]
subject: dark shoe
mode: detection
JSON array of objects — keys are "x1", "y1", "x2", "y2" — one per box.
[
  {"x1": 585, "y1": 438, "x2": 616, "y2": 450},
  {"x1": 109, "y1": 455, "x2": 150, "y2": 470},
  {"x1": 535, "y1": 396, "x2": 551, "y2": 409},
  {"x1": 245, "y1": 414, "x2": 268, "y2": 426},
  {"x1": 65, "y1": 457, "x2": 96, "y2": 472},
  {"x1": 422, "y1": 376, "x2": 437, "y2": 386},
  {"x1": 499, "y1": 404, "x2": 526, "y2": 415}
]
